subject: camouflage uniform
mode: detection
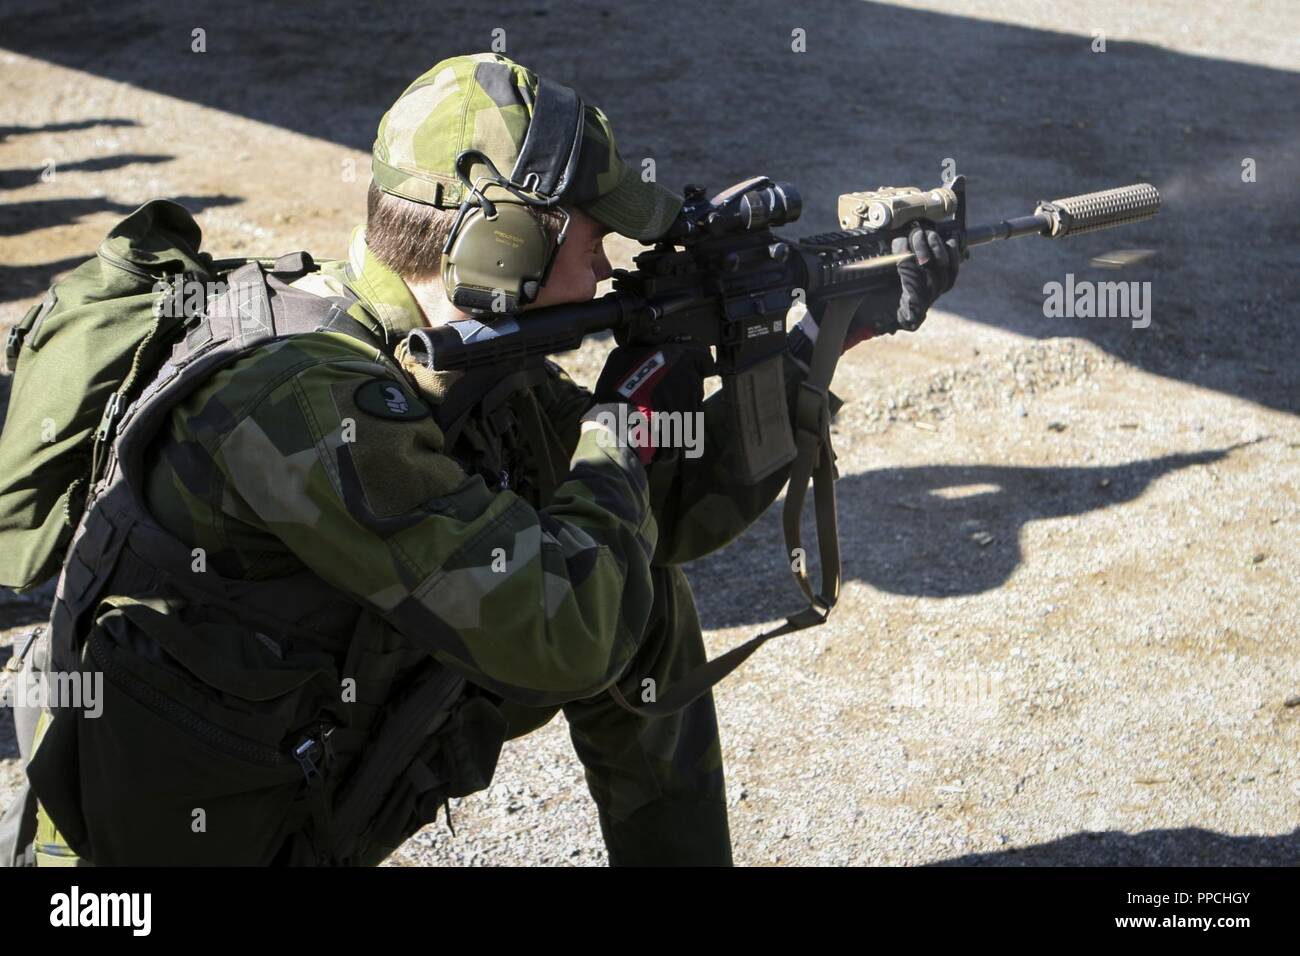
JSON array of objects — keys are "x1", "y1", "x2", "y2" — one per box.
[
  {"x1": 26, "y1": 52, "x2": 825, "y2": 865},
  {"x1": 127, "y1": 214, "x2": 818, "y2": 863}
]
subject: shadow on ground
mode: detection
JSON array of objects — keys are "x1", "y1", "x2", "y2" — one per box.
[
  {"x1": 687, "y1": 443, "x2": 1248, "y2": 627},
  {"x1": 0, "y1": 184, "x2": 241, "y2": 307},
  {"x1": 0, "y1": 119, "x2": 139, "y2": 142},
  {"x1": 931, "y1": 826, "x2": 1300, "y2": 865},
  {"x1": 0, "y1": 192, "x2": 239, "y2": 238},
  {"x1": 0, "y1": 153, "x2": 173, "y2": 191}
]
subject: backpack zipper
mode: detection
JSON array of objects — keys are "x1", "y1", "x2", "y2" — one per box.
[
  {"x1": 292, "y1": 723, "x2": 336, "y2": 783},
  {"x1": 96, "y1": 245, "x2": 160, "y2": 282}
]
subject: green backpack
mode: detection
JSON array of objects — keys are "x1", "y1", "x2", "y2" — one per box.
[
  {"x1": 0, "y1": 199, "x2": 217, "y2": 590},
  {"x1": 1, "y1": 200, "x2": 505, "y2": 867}
]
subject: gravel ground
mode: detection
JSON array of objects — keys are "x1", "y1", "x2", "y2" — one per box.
[{"x1": 0, "y1": 0, "x2": 1297, "y2": 865}]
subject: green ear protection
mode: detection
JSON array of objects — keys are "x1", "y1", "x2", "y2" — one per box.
[
  {"x1": 441, "y1": 79, "x2": 587, "y2": 315},
  {"x1": 440, "y1": 181, "x2": 566, "y2": 315}
]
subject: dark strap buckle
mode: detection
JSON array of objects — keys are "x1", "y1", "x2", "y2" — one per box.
[{"x1": 3, "y1": 324, "x2": 23, "y2": 373}]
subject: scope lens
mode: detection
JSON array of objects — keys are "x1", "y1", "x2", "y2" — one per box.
[
  {"x1": 740, "y1": 183, "x2": 801, "y2": 229},
  {"x1": 772, "y1": 182, "x2": 801, "y2": 224}
]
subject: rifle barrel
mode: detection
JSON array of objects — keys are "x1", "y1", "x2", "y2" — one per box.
[{"x1": 837, "y1": 182, "x2": 1159, "y2": 274}]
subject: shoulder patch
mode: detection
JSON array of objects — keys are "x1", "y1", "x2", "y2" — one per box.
[{"x1": 353, "y1": 379, "x2": 429, "y2": 420}]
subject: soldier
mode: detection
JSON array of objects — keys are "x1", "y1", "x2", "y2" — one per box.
[{"x1": 9, "y1": 52, "x2": 957, "y2": 866}]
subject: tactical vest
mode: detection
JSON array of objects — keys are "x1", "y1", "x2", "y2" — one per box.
[{"x1": 18, "y1": 259, "x2": 514, "y2": 866}]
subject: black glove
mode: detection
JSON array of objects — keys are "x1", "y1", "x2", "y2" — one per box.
[
  {"x1": 789, "y1": 223, "x2": 961, "y2": 361},
  {"x1": 892, "y1": 223, "x2": 960, "y2": 332},
  {"x1": 590, "y1": 344, "x2": 714, "y2": 464}
]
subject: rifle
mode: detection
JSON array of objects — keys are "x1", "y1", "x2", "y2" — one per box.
[{"x1": 403, "y1": 174, "x2": 1161, "y2": 714}]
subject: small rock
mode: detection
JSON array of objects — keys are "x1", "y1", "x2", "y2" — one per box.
[{"x1": 1047, "y1": 421, "x2": 1067, "y2": 432}]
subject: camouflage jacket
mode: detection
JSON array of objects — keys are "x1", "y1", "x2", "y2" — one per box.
[{"x1": 143, "y1": 228, "x2": 824, "y2": 707}]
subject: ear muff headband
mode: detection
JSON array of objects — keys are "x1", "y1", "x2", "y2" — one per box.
[{"x1": 441, "y1": 78, "x2": 586, "y2": 316}]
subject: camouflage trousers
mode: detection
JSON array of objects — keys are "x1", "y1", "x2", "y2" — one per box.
[{"x1": 496, "y1": 563, "x2": 733, "y2": 866}]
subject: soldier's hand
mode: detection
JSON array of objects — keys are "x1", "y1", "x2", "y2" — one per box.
[
  {"x1": 891, "y1": 223, "x2": 960, "y2": 332},
  {"x1": 594, "y1": 344, "x2": 714, "y2": 416},
  {"x1": 788, "y1": 223, "x2": 960, "y2": 360},
  {"x1": 590, "y1": 344, "x2": 714, "y2": 464}
]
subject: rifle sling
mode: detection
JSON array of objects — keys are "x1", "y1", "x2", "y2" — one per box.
[
  {"x1": 608, "y1": 296, "x2": 854, "y2": 719},
  {"x1": 783, "y1": 295, "x2": 853, "y2": 615}
]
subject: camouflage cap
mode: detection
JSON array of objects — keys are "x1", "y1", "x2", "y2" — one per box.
[{"x1": 372, "y1": 53, "x2": 682, "y2": 241}]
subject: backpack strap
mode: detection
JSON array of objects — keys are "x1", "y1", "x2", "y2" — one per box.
[
  {"x1": 95, "y1": 261, "x2": 380, "y2": 500},
  {"x1": 316, "y1": 302, "x2": 375, "y2": 344}
]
